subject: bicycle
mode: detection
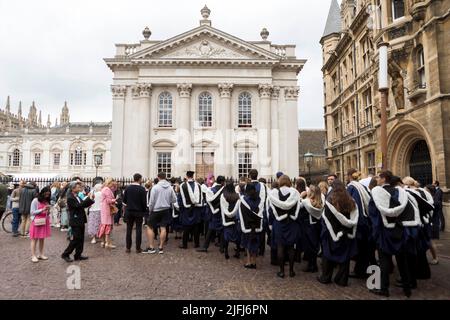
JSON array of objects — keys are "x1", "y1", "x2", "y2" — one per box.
[{"x1": 1, "y1": 209, "x2": 13, "y2": 233}]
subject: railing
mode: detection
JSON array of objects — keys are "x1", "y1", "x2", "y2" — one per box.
[{"x1": 272, "y1": 45, "x2": 287, "y2": 59}]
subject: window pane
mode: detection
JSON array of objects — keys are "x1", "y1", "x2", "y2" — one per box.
[
  {"x1": 198, "y1": 92, "x2": 212, "y2": 127},
  {"x1": 158, "y1": 92, "x2": 173, "y2": 127},
  {"x1": 392, "y1": 0, "x2": 404, "y2": 20},
  {"x1": 157, "y1": 152, "x2": 172, "y2": 178},
  {"x1": 238, "y1": 92, "x2": 252, "y2": 127},
  {"x1": 238, "y1": 152, "x2": 252, "y2": 178}
]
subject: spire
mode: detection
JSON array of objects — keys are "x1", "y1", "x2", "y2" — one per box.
[
  {"x1": 60, "y1": 101, "x2": 70, "y2": 125},
  {"x1": 5, "y1": 96, "x2": 10, "y2": 113},
  {"x1": 322, "y1": 0, "x2": 341, "y2": 38},
  {"x1": 55, "y1": 117, "x2": 58, "y2": 127},
  {"x1": 38, "y1": 110, "x2": 42, "y2": 126},
  {"x1": 47, "y1": 114, "x2": 51, "y2": 128},
  {"x1": 18, "y1": 101, "x2": 22, "y2": 115}
]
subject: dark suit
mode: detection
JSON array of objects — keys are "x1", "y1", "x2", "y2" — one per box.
[{"x1": 62, "y1": 192, "x2": 94, "y2": 259}]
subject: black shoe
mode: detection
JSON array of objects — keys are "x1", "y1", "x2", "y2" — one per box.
[
  {"x1": 370, "y1": 289, "x2": 390, "y2": 297},
  {"x1": 194, "y1": 244, "x2": 200, "y2": 249},
  {"x1": 289, "y1": 271, "x2": 296, "y2": 278},
  {"x1": 403, "y1": 288, "x2": 412, "y2": 298},
  {"x1": 277, "y1": 271, "x2": 285, "y2": 278},
  {"x1": 12, "y1": 233, "x2": 20, "y2": 237},
  {"x1": 125, "y1": 249, "x2": 131, "y2": 253},
  {"x1": 74, "y1": 256, "x2": 89, "y2": 261},
  {"x1": 395, "y1": 279, "x2": 417, "y2": 290},
  {"x1": 61, "y1": 255, "x2": 73, "y2": 263},
  {"x1": 136, "y1": 248, "x2": 142, "y2": 254},
  {"x1": 349, "y1": 272, "x2": 367, "y2": 279},
  {"x1": 178, "y1": 245, "x2": 187, "y2": 249},
  {"x1": 196, "y1": 248, "x2": 208, "y2": 252},
  {"x1": 244, "y1": 264, "x2": 257, "y2": 269},
  {"x1": 233, "y1": 253, "x2": 240, "y2": 259},
  {"x1": 317, "y1": 276, "x2": 331, "y2": 284},
  {"x1": 225, "y1": 253, "x2": 230, "y2": 260}
]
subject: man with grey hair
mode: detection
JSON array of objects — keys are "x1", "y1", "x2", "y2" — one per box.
[{"x1": 61, "y1": 181, "x2": 95, "y2": 262}]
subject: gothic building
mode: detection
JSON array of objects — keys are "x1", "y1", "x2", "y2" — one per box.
[
  {"x1": 0, "y1": 97, "x2": 111, "y2": 177},
  {"x1": 321, "y1": 0, "x2": 450, "y2": 186}
]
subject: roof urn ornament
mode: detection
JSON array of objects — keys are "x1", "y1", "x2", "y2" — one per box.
[
  {"x1": 260, "y1": 28, "x2": 269, "y2": 41},
  {"x1": 143, "y1": 26, "x2": 151, "y2": 40},
  {"x1": 201, "y1": 5, "x2": 211, "y2": 19}
]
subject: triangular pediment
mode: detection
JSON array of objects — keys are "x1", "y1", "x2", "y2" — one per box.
[{"x1": 130, "y1": 25, "x2": 280, "y2": 61}]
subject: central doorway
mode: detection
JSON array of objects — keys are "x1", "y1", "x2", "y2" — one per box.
[
  {"x1": 195, "y1": 152, "x2": 214, "y2": 179},
  {"x1": 409, "y1": 140, "x2": 432, "y2": 186}
]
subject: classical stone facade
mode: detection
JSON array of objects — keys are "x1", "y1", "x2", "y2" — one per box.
[
  {"x1": 0, "y1": 100, "x2": 112, "y2": 177},
  {"x1": 105, "y1": 6, "x2": 306, "y2": 179},
  {"x1": 321, "y1": 0, "x2": 450, "y2": 186}
]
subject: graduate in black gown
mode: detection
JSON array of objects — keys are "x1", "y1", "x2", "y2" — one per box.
[
  {"x1": 239, "y1": 180, "x2": 265, "y2": 269},
  {"x1": 403, "y1": 177, "x2": 434, "y2": 280},
  {"x1": 294, "y1": 178, "x2": 308, "y2": 262},
  {"x1": 369, "y1": 171, "x2": 421, "y2": 297},
  {"x1": 171, "y1": 179, "x2": 183, "y2": 240},
  {"x1": 317, "y1": 180, "x2": 358, "y2": 287},
  {"x1": 267, "y1": 175, "x2": 301, "y2": 278},
  {"x1": 346, "y1": 168, "x2": 376, "y2": 278},
  {"x1": 298, "y1": 185, "x2": 325, "y2": 273},
  {"x1": 178, "y1": 171, "x2": 203, "y2": 249},
  {"x1": 220, "y1": 180, "x2": 242, "y2": 260},
  {"x1": 197, "y1": 176, "x2": 226, "y2": 252}
]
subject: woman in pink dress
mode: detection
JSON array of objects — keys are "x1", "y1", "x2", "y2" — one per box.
[
  {"x1": 98, "y1": 179, "x2": 117, "y2": 249},
  {"x1": 29, "y1": 186, "x2": 52, "y2": 263}
]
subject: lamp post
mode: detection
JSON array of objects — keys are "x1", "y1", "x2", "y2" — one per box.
[
  {"x1": 378, "y1": 41, "x2": 389, "y2": 170},
  {"x1": 94, "y1": 154, "x2": 102, "y2": 178},
  {"x1": 304, "y1": 151, "x2": 314, "y2": 183}
]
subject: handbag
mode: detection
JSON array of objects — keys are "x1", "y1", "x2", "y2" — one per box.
[
  {"x1": 110, "y1": 204, "x2": 118, "y2": 215},
  {"x1": 34, "y1": 217, "x2": 47, "y2": 226}
]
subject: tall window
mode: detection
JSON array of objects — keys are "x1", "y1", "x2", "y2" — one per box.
[
  {"x1": 8, "y1": 148, "x2": 21, "y2": 167},
  {"x1": 198, "y1": 92, "x2": 213, "y2": 127},
  {"x1": 238, "y1": 152, "x2": 252, "y2": 178},
  {"x1": 361, "y1": 38, "x2": 370, "y2": 70},
  {"x1": 158, "y1": 92, "x2": 173, "y2": 127},
  {"x1": 335, "y1": 159, "x2": 341, "y2": 180},
  {"x1": 392, "y1": 0, "x2": 405, "y2": 20},
  {"x1": 34, "y1": 153, "x2": 41, "y2": 166},
  {"x1": 157, "y1": 152, "x2": 172, "y2": 178},
  {"x1": 70, "y1": 146, "x2": 86, "y2": 166},
  {"x1": 363, "y1": 88, "x2": 373, "y2": 126},
  {"x1": 333, "y1": 113, "x2": 340, "y2": 140},
  {"x1": 417, "y1": 47, "x2": 426, "y2": 88},
  {"x1": 238, "y1": 92, "x2": 252, "y2": 128},
  {"x1": 367, "y1": 151, "x2": 376, "y2": 175},
  {"x1": 53, "y1": 153, "x2": 61, "y2": 166}
]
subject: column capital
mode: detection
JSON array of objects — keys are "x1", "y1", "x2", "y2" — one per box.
[
  {"x1": 132, "y1": 83, "x2": 152, "y2": 98},
  {"x1": 284, "y1": 86, "x2": 300, "y2": 100},
  {"x1": 177, "y1": 83, "x2": 193, "y2": 98},
  {"x1": 258, "y1": 84, "x2": 273, "y2": 99},
  {"x1": 218, "y1": 83, "x2": 234, "y2": 98},
  {"x1": 271, "y1": 86, "x2": 281, "y2": 99},
  {"x1": 111, "y1": 85, "x2": 127, "y2": 99}
]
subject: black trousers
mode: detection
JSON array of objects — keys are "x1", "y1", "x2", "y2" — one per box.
[
  {"x1": 183, "y1": 224, "x2": 200, "y2": 248},
  {"x1": 202, "y1": 228, "x2": 221, "y2": 250},
  {"x1": 353, "y1": 238, "x2": 371, "y2": 277},
  {"x1": 259, "y1": 231, "x2": 266, "y2": 256},
  {"x1": 320, "y1": 257, "x2": 350, "y2": 286},
  {"x1": 114, "y1": 207, "x2": 122, "y2": 224},
  {"x1": 62, "y1": 225, "x2": 85, "y2": 259},
  {"x1": 395, "y1": 251, "x2": 416, "y2": 289},
  {"x1": 126, "y1": 212, "x2": 143, "y2": 250}
]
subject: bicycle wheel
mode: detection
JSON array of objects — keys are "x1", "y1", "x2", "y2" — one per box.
[{"x1": 2, "y1": 211, "x2": 13, "y2": 233}]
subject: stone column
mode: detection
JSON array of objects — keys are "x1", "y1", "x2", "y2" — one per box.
[
  {"x1": 271, "y1": 86, "x2": 280, "y2": 175},
  {"x1": 111, "y1": 85, "x2": 127, "y2": 177},
  {"x1": 218, "y1": 83, "x2": 234, "y2": 177},
  {"x1": 176, "y1": 83, "x2": 193, "y2": 177},
  {"x1": 258, "y1": 84, "x2": 273, "y2": 179},
  {"x1": 284, "y1": 86, "x2": 300, "y2": 178},
  {"x1": 137, "y1": 84, "x2": 152, "y2": 177}
]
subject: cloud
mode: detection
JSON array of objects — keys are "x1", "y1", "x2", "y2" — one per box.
[{"x1": 0, "y1": 0, "x2": 329, "y2": 129}]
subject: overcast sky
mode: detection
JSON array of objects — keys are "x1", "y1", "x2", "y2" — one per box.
[{"x1": 0, "y1": 0, "x2": 333, "y2": 129}]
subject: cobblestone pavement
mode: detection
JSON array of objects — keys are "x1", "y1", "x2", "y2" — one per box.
[{"x1": 1, "y1": 225, "x2": 449, "y2": 300}]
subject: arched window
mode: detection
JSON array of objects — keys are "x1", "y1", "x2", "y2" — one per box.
[
  {"x1": 158, "y1": 92, "x2": 173, "y2": 127},
  {"x1": 70, "y1": 145, "x2": 86, "y2": 166},
  {"x1": 417, "y1": 46, "x2": 426, "y2": 88},
  {"x1": 392, "y1": 0, "x2": 405, "y2": 20},
  {"x1": 198, "y1": 92, "x2": 213, "y2": 127},
  {"x1": 8, "y1": 148, "x2": 21, "y2": 167},
  {"x1": 238, "y1": 92, "x2": 252, "y2": 128}
]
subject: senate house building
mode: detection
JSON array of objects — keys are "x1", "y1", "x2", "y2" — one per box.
[{"x1": 105, "y1": 6, "x2": 306, "y2": 179}]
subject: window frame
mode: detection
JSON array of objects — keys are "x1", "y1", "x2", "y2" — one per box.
[
  {"x1": 198, "y1": 92, "x2": 213, "y2": 128},
  {"x1": 158, "y1": 92, "x2": 173, "y2": 128},
  {"x1": 417, "y1": 47, "x2": 426, "y2": 89},
  {"x1": 391, "y1": 0, "x2": 405, "y2": 21},
  {"x1": 237, "y1": 152, "x2": 253, "y2": 179},
  {"x1": 157, "y1": 152, "x2": 172, "y2": 178},
  {"x1": 238, "y1": 92, "x2": 252, "y2": 128}
]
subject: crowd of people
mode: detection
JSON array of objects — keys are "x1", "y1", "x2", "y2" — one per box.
[{"x1": 0, "y1": 168, "x2": 445, "y2": 298}]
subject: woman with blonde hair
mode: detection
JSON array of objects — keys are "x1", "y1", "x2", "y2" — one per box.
[
  {"x1": 318, "y1": 181, "x2": 328, "y2": 196},
  {"x1": 87, "y1": 183, "x2": 103, "y2": 244},
  {"x1": 346, "y1": 168, "x2": 375, "y2": 279},
  {"x1": 267, "y1": 175, "x2": 301, "y2": 278},
  {"x1": 98, "y1": 178, "x2": 117, "y2": 249},
  {"x1": 298, "y1": 184, "x2": 325, "y2": 273}
]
